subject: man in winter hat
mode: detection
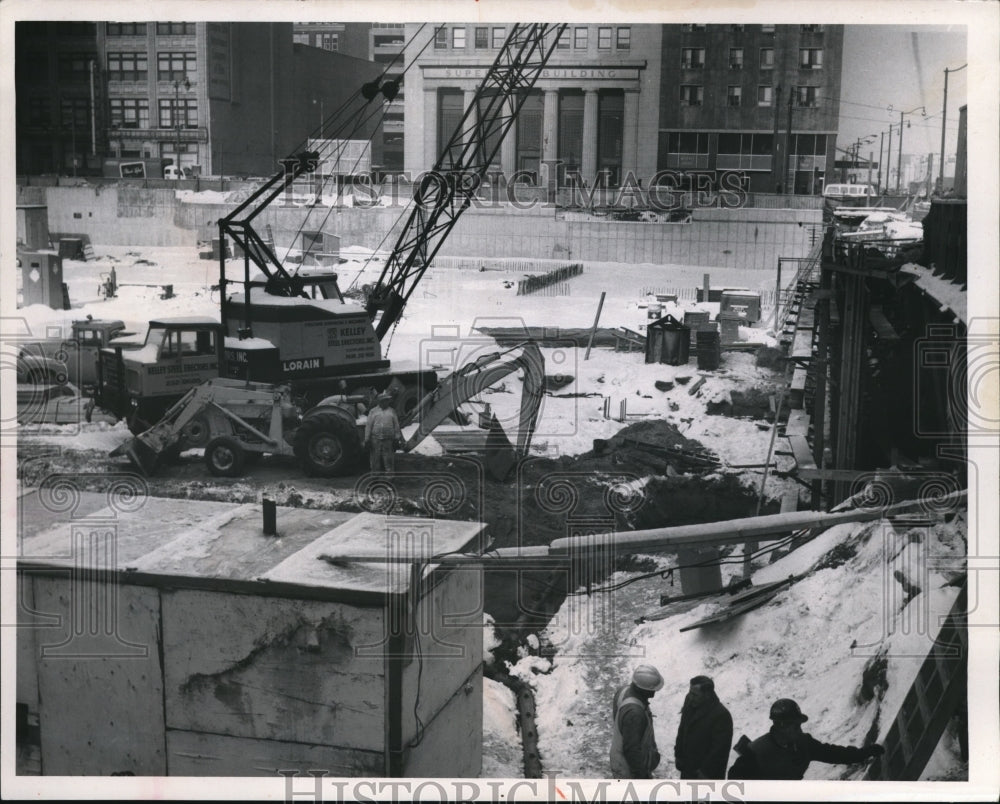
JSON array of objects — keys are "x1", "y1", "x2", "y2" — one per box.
[
  {"x1": 728, "y1": 698, "x2": 885, "y2": 780},
  {"x1": 610, "y1": 665, "x2": 664, "y2": 779},
  {"x1": 674, "y1": 675, "x2": 733, "y2": 779}
]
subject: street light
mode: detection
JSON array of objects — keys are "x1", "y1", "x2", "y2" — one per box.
[
  {"x1": 173, "y1": 77, "x2": 191, "y2": 172},
  {"x1": 889, "y1": 104, "x2": 925, "y2": 193},
  {"x1": 939, "y1": 63, "x2": 967, "y2": 192}
]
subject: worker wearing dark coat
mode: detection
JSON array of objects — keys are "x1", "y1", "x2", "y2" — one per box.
[
  {"x1": 728, "y1": 698, "x2": 884, "y2": 780},
  {"x1": 610, "y1": 665, "x2": 664, "y2": 779},
  {"x1": 673, "y1": 675, "x2": 734, "y2": 779}
]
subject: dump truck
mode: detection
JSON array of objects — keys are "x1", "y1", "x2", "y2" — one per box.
[{"x1": 17, "y1": 318, "x2": 134, "y2": 391}]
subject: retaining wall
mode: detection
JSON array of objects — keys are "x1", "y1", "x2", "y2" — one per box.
[{"x1": 23, "y1": 185, "x2": 823, "y2": 269}]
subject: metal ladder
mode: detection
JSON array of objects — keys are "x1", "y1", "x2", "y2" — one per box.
[{"x1": 865, "y1": 582, "x2": 968, "y2": 780}]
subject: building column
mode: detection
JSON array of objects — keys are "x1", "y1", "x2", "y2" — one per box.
[
  {"x1": 500, "y1": 95, "x2": 517, "y2": 175},
  {"x1": 463, "y1": 88, "x2": 478, "y2": 164},
  {"x1": 423, "y1": 88, "x2": 438, "y2": 171},
  {"x1": 621, "y1": 90, "x2": 640, "y2": 181},
  {"x1": 542, "y1": 89, "x2": 559, "y2": 194},
  {"x1": 581, "y1": 89, "x2": 598, "y2": 185}
]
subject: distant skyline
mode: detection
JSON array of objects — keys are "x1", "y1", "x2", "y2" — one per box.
[{"x1": 839, "y1": 25, "x2": 967, "y2": 168}]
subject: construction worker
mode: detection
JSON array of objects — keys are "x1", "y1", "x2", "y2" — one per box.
[
  {"x1": 610, "y1": 664, "x2": 663, "y2": 779},
  {"x1": 364, "y1": 392, "x2": 402, "y2": 474},
  {"x1": 728, "y1": 698, "x2": 885, "y2": 780},
  {"x1": 673, "y1": 675, "x2": 733, "y2": 779}
]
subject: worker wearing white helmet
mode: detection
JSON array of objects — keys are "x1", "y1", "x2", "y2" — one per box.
[
  {"x1": 364, "y1": 391, "x2": 402, "y2": 474},
  {"x1": 610, "y1": 664, "x2": 664, "y2": 779}
]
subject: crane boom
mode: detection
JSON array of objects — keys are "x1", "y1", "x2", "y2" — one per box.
[{"x1": 366, "y1": 23, "x2": 568, "y2": 339}]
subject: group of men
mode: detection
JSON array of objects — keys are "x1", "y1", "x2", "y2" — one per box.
[{"x1": 611, "y1": 665, "x2": 885, "y2": 780}]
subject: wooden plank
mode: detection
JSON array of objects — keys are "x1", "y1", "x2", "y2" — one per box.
[
  {"x1": 34, "y1": 578, "x2": 166, "y2": 775},
  {"x1": 162, "y1": 589, "x2": 388, "y2": 750},
  {"x1": 787, "y1": 434, "x2": 816, "y2": 470},
  {"x1": 791, "y1": 366, "x2": 808, "y2": 391},
  {"x1": 785, "y1": 409, "x2": 811, "y2": 437},
  {"x1": 166, "y1": 729, "x2": 383, "y2": 777}
]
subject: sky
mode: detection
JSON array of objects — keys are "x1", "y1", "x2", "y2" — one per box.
[{"x1": 838, "y1": 26, "x2": 968, "y2": 167}]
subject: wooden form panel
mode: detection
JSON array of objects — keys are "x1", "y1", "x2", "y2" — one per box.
[
  {"x1": 403, "y1": 666, "x2": 483, "y2": 778},
  {"x1": 161, "y1": 588, "x2": 388, "y2": 752},
  {"x1": 166, "y1": 729, "x2": 383, "y2": 777},
  {"x1": 402, "y1": 566, "x2": 484, "y2": 742},
  {"x1": 33, "y1": 577, "x2": 166, "y2": 775}
]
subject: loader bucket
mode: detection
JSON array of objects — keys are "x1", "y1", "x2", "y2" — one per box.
[
  {"x1": 483, "y1": 413, "x2": 518, "y2": 481},
  {"x1": 110, "y1": 429, "x2": 172, "y2": 476}
]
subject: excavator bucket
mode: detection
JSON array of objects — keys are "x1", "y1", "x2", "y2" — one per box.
[
  {"x1": 483, "y1": 413, "x2": 518, "y2": 481},
  {"x1": 110, "y1": 432, "x2": 164, "y2": 476}
]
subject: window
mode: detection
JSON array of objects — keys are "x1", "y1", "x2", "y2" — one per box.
[
  {"x1": 452, "y1": 27, "x2": 465, "y2": 49},
  {"x1": 681, "y1": 24, "x2": 706, "y2": 32},
  {"x1": 492, "y1": 27, "x2": 505, "y2": 48},
  {"x1": 757, "y1": 85, "x2": 773, "y2": 106},
  {"x1": 574, "y1": 27, "x2": 588, "y2": 49},
  {"x1": 106, "y1": 22, "x2": 146, "y2": 36},
  {"x1": 60, "y1": 97, "x2": 89, "y2": 129},
  {"x1": 107, "y1": 52, "x2": 148, "y2": 81},
  {"x1": 109, "y1": 98, "x2": 149, "y2": 129},
  {"x1": 57, "y1": 53, "x2": 91, "y2": 80},
  {"x1": 801, "y1": 24, "x2": 825, "y2": 33},
  {"x1": 680, "y1": 85, "x2": 703, "y2": 107},
  {"x1": 800, "y1": 48, "x2": 823, "y2": 69},
  {"x1": 796, "y1": 86, "x2": 818, "y2": 107},
  {"x1": 25, "y1": 97, "x2": 49, "y2": 126},
  {"x1": 727, "y1": 86, "x2": 742, "y2": 107},
  {"x1": 729, "y1": 48, "x2": 744, "y2": 69},
  {"x1": 558, "y1": 28, "x2": 571, "y2": 49},
  {"x1": 158, "y1": 98, "x2": 198, "y2": 128},
  {"x1": 681, "y1": 48, "x2": 705, "y2": 69},
  {"x1": 661, "y1": 131, "x2": 710, "y2": 169},
  {"x1": 616, "y1": 27, "x2": 630, "y2": 49},
  {"x1": 157, "y1": 51, "x2": 195, "y2": 81},
  {"x1": 598, "y1": 27, "x2": 612, "y2": 49},
  {"x1": 717, "y1": 133, "x2": 774, "y2": 170},
  {"x1": 434, "y1": 27, "x2": 447, "y2": 48},
  {"x1": 759, "y1": 48, "x2": 774, "y2": 69},
  {"x1": 475, "y1": 27, "x2": 488, "y2": 48},
  {"x1": 761, "y1": 24, "x2": 775, "y2": 33},
  {"x1": 320, "y1": 33, "x2": 339, "y2": 51},
  {"x1": 293, "y1": 33, "x2": 310, "y2": 45},
  {"x1": 156, "y1": 22, "x2": 196, "y2": 36}
]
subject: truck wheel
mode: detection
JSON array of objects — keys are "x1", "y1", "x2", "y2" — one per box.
[
  {"x1": 293, "y1": 412, "x2": 359, "y2": 477},
  {"x1": 205, "y1": 436, "x2": 246, "y2": 477},
  {"x1": 394, "y1": 384, "x2": 421, "y2": 420}
]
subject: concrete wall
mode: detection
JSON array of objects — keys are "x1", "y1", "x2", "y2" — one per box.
[{"x1": 30, "y1": 184, "x2": 821, "y2": 269}]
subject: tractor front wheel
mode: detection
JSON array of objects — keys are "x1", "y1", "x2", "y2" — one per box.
[{"x1": 205, "y1": 436, "x2": 246, "y2": 478}]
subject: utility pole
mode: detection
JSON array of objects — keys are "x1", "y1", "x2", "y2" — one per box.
[
  {"x1": 895, "y1": 106, "x2": 925, "y2": 193},
  {"x1": 771, "y1": 85, "x2": 782, "y2": 193},
  {"x1": 939, "y1": 64, "x2": 967, "y2": 192},
  {"x1": 886, "y1": 124, "x2": 893, "y2": 193},
  {"x1": 877, "y1": 131, "x2": 884, "y2": 192},
  {"x1": 173, "y1": 77, "x2": 191, "y2": 170},
  {"x1": 784, "y1": 89, "x2": 794, "y2": 193}
]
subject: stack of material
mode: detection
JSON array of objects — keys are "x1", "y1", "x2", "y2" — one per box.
[{"x1": 696, "y1": 322, "x2": 721, "y2": 370}]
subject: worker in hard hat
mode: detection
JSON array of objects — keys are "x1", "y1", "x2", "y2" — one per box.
[
  {"x1": 673, "y1": 675, "x2": 733, "y2": 779},
  {"x1": 610, "y1": 664, "x2": 663, "y2": 779},
  {"x1": 727, "y1": 698, "x2": 885, "y2": 780},
  {"x1": 364, "y1": 392, "x2": 402, "y2": 474}
]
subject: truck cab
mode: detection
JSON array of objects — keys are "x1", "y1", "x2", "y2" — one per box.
[
  {"x1": 96, "y1": 317, "x2": 223, "y2": 431},
  {"x1": 17, "y1": 318, "x2": 133, "y2": 390}
]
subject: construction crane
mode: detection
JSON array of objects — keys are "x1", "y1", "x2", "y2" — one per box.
[{"x1": 108, "y1": 23, "x2": 567, "y2": 479}]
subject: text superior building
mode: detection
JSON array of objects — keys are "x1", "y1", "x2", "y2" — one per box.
[{"x1": 403, "y1": 23, "x2": 843, "y2": 194}]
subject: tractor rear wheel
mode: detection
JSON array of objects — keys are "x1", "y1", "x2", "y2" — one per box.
[
  {"x1": 205, "y1": 436, "x2": 246, "y2": 477},
  {"x1": 293, "y1": 411, "x2": 360, "y2": 477}
]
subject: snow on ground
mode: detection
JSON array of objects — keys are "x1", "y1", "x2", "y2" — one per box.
[
  {"x1": 16, "y1": 243, "x2": 798, "y2": 499},
  {"x1": 504, "y1": 514, "x2": 967, "y2": 780}
]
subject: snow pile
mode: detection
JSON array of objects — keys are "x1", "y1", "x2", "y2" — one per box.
[{"x1": 490, "y1": 512, "x2": 967, "y2": 780}]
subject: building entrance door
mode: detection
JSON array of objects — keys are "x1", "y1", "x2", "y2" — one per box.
[{"x1": 515, "y1": 92, "x2": 543, "y2": 184}]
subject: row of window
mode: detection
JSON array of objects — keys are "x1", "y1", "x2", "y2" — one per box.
[
  {"x1": 681, "y1": 24, "x2": 824, "y2": 33},
  {"x1": 679, "y1": 84, "x2": 820, "y2": 107},
  {"x1": 433, "y1": 25, "x2": 631, "y2": 51},
  {"x1": 108, "y1": 97, "x2": 198, "y2": 128},
  {"x1": 106, "y1": 51, "x2": 196, "y2": 82},
  {"x1": 293, "y1": 32, "x2": 339, "y2": 50},
  {"x1": 662, "y1": 131, "x2": 828, "y2": 171},
  {"x1": 681, "y1": 47, "x2": 823, "y2": 70},
  {"x1": 105, "y1": 22, "x2": 196, "y2": 36}
]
